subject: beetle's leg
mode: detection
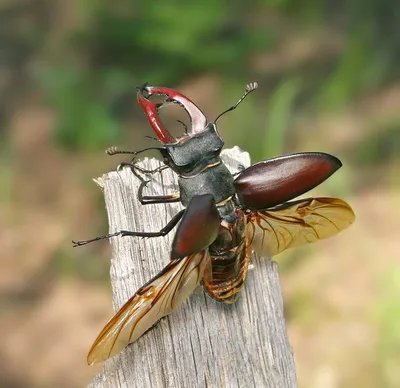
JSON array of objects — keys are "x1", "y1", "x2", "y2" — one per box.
[
  {"x1": 72, "y1": 209, "x2": 185, "y2": 247},
  {"x1": 122, "y1": 164, "x2": 179, "y2": 205},
  {"x1": 231, "y1": 163, "x2": 247, "y2": 178},
  {"x1": 138, "y1": 180, "x2": 180, "y2": 205},
  {"x1": 117, "y1": 162, "x2": 169, "y2": 175}
]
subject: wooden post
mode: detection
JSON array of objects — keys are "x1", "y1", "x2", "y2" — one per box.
[{"x1": 89, "y1": 147, "x2": 297, "y2": 388}]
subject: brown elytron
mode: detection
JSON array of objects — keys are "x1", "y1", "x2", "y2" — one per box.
[{"x1": 74, "y1": 82, "x2": 355, "y2": 365}]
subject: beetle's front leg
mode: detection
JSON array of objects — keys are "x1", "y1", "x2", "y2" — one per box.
[
  {"x1": 138, "y1": 180, "x2": 180, "y2": 205},
  {"x1": 119, "y1": 162, "x2": 179, "y2": 205},
  {"x1": 232, "y1": 163, "x2": 247, "y2": 177},
  {"x1": 117, "y1": 161, "x2": 169, "y2": 175}
]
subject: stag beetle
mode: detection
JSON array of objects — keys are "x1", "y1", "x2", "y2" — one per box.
[{"x1": 73, "y1": 82, "x2": 355, "y2": 365}]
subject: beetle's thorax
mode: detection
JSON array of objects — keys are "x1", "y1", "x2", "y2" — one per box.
[
  {"x1": 178, "y1": 163, "x2": 236, "y2": 210},
  {"x1": 162, "y1": 124, "x2": 223, "y2": 176},
  {"x1": 165, "y1": 124, "x2": 236, "y2": 214}
]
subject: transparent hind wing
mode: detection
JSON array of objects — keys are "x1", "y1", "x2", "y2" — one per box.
[
  {"x1": 247, "y1": 197, "x2": 355, "y2": 257},
  {"x1": 87, "y1": 250, "x2": 210, "y2": 365}
]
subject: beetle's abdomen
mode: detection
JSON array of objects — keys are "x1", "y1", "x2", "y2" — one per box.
[
  {"x1": 202, "y1": 209, "x2": 251, "y2": 303},
  {"x1": 178, "y1": 163, "x2": 235, "y2": 207},
  {"x1": 202, "y1": 243, "x2": 250, "y2": 303}
]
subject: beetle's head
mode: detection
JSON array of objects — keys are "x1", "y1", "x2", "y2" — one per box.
[
  {"x1": 136, "y1": 82, "x2": 258, "y2": 145},
  {"x1": 135, "y1": 82, "x2": 258, "y2": 174}
]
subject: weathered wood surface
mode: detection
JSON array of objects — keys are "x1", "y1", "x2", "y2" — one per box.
[{"x1": 89, "y1": 147, "x2": 297, "y2": 388}]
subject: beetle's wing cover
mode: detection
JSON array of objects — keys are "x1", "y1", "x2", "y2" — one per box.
[
  {"x1": 234, "y1": 152, "x2": 342, "y2": 210},
  {"x1": 87, "y1": 250, "x2": 210, "y2": 365},
  {"x1": 171, "y1": 194, "x2": 220, "y2": 258},
  {"x1": 247, "y1": 197, "x2": 355, "y2": 257}
]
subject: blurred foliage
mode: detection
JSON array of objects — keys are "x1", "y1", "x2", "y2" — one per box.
[
  {"x1": 27, "y1": 0, "x2": 398, "y2": 152},
  {"x1": 39, "y1": 0, "x2": 277, "y2": 150},
  {"x1": 1, "y1": 1, "x2": 399, "y2": 152},
  {"x1": 351, "y1": 122, "x2": 400, "y2": 166},
  {"x1": 263, "y1": 77, "x2": 301, "y2": 157}
]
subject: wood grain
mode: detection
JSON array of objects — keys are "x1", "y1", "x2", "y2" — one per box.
[{"x1": 89, "y1": 147, "x2": 297, "y2": 388}]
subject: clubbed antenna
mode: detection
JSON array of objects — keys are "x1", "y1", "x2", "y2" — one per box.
[
  {"x1": 105, "y1": 146, "x2": 163, "y2": 156},
  {"x1": 214, "y1": 82, "x2": 258, "y2": 123},
  {"x1": 106, "y1": 146, "x2": 124, "y2": 156}
]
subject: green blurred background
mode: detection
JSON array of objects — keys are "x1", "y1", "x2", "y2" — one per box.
[{"x1": 1, "y1": 1, "x2": 399, "y2": 387}]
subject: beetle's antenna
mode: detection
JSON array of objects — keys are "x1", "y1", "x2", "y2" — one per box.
[
  {"x1": 105, "y1": 146, "x2": 164, "y2": 156},
  {"x1": 214, "y1": 82, "x2": 258, "y2": 123}
]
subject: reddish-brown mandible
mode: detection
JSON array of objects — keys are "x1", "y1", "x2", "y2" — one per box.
[{"x1": 234, "y1": 152, "x2": 342, "y2": 210}]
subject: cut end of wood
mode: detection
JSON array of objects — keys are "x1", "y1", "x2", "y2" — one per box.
[{"x1": 93, "y1": 177, "x2": 106, "y2": 189}]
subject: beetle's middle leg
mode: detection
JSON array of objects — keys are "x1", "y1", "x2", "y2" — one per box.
[
  {"x1": 137, "y1": 180, "x2": 180, "y2": 205},
  {"x1": 72, "y1": 209, "x2": 185, "y2": 247}
]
